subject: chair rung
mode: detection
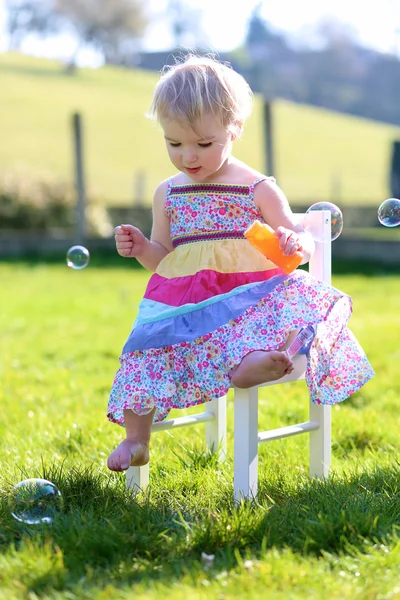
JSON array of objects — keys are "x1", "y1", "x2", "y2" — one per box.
[
  {"x1": 258, "y1": 420, "x2": 320, "y2": 443},
  {"x1": 151, "y1": 411, "x2": 215, "y2": 432}
]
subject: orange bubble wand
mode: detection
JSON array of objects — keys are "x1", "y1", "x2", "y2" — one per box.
[{"x1": 244, "y1": 220, "x2": 303, "y2": 275}]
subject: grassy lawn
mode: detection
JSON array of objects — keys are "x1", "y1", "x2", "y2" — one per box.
[
  {"x1": 1, "y1": 51, "x2": 400, "y2": 206},
  {"x1": 0, "y1": 258, "x2": 399, "y2": 599}
]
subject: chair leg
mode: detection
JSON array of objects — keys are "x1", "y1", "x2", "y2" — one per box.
[
  {"x1": 309, "y1": 402, "x2": 331, "y2": 478},
  {"x1": 234, "y1": 387, "x2": 259, "y2": 501},
  {"x1": 205, "y1": 396, "x2": 227, "y2": 462},
  {"x1": 125, "y1": 464, "x2": 149, "y2": 493}
]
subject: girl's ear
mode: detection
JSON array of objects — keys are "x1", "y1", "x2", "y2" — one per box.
[{"x1": 231, "y1": 121, "x2": 244, "y2": 140}]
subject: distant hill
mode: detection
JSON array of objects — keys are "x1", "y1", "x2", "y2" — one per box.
[{"x1": 1, "y1": 52, "x2": 399, "y2": 206}]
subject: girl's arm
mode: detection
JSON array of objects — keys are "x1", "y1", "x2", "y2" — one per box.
[
  {"x1": 253, "y1": 178, "x2": 315, "y2": 264},
  {"x1": 115, "y1": 181, "x2": 172, "y2": 272},
  {"x1": 138, "y1": 181, "x2": 173, "y2": 271}
]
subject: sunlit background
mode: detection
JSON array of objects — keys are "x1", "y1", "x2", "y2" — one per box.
[
  {"x1": 1, "y1": 0, "x2": 400, "y2": 64},
  {"x1": 1, "y1": 0, "x2": 400, "y2": 256}
]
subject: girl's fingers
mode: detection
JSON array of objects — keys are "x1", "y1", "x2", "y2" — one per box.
[
  {"x1": 115, "y1": 235, "x2": 132, "y2": 243},
  {"x1": 120, "y1": 224, "x2": 137, "y2": 233},
  {"x1": 115, "y1": 224, "x2": 136, "y2": 234}
]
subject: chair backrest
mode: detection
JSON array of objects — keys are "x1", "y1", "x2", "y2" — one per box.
[{"x1": 294, "y1": 210, "x2": 332, "y2": 284}]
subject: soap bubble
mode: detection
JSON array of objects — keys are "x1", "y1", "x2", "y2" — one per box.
[
  {"x1": 10, "y1": 479, "x2": 63, "y2": 525},
  {"x1": 377, "y1": 198, "x2": 400, "y2": 227},
  {"x1": 66, "y1": 245, "x2": 90, "y2": 270},
  {"x1": 304, "y1": 202, "x2": 343, "y2": 243}
]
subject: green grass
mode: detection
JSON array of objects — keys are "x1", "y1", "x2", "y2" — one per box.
[
  {"x1": 0, "y1": 259, "x2": 400, "y2": 599},
  {"x1": 1, "y1": 51, "x2": 399, "y2": 206}
]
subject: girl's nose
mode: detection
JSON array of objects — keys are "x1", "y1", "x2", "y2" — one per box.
[{"x1": 183, "y1": 150, "x2": 198, "y2": 165}]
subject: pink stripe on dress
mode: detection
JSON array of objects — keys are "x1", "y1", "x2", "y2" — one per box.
[{"x1": 144, "y1": 268, "x2": 282, "y2": 306}]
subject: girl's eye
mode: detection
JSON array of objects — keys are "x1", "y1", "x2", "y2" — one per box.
[
  {"x1": 169, "y1": 142, "x2": 181, "y2": 147},
  {"x1": 199, "y1": 142, "x2": 212, "y2": 148}
]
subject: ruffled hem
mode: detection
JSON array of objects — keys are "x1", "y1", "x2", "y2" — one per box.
[{"x1": 107, "y1": 272, "x2": 374, "y2": 426}]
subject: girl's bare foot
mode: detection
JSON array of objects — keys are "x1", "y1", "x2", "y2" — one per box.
[
  {"x1": 231, "y1": 350, "x2": 294, "y2": 388},
  {"x1": 107, "y1": 439, "x2": 150, "y2": 472}
]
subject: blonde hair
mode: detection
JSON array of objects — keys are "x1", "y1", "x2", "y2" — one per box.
[{"x1": 148, "y1": 54, "x2": 253, "y2": 138}]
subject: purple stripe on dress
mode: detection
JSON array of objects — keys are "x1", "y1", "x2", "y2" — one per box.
[{"x1": 122, "y1": 274, "x2": 287, "y2": 352}]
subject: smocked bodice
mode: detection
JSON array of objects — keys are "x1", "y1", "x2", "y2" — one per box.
[{"x1": 165, "y1": 183, "x2": 264, "y2": 246}]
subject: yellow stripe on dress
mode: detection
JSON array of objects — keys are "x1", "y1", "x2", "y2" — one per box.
[{"x1": 156, "y1": 238, "x2": 278, "y2": 278}]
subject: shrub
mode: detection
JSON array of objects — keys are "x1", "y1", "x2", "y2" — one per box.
[{"x1": 0, "y1": 167, "x2": 113, "y2": 237}]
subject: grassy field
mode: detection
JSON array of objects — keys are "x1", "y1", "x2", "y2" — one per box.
[
  {"x1": 0, "y1": 258, "x2": 400, "y2": 599},
  {"x1": 1, "y1": 51, "x2": 400, "y2": 206}
]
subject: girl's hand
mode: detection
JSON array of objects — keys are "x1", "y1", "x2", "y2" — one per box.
[
  {"x1": 275, "y1": 226, "x2": 303, "y2": 256},
  {"x1": 114, "y1": 224, "x2": 148, "y2": 258}
]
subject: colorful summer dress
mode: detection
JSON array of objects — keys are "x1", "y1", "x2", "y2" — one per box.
[{"x1": 107, "y1": 177, "x2": 374, "y2": 426}]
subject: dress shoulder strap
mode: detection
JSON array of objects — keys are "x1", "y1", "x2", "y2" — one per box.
[
  {"x1": 166, "y1": 178, "x2": 174, "y2": 198},
  {"x1": 249, "y1": 175, "x2": 276, "y2": 199}
]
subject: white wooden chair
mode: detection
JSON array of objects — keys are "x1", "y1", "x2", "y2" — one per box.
[{"x1": 126, "y1": 210, "x2": 332, "y2": 501}]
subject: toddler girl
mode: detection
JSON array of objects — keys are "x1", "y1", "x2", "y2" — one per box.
[{"x1": 106, "y1": 55, "x2": 374, "y2": 472}]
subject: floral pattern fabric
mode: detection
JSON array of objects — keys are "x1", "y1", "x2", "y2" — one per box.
[{"x1": 107, "y1": 180, "x2": 374, "y2": 426}]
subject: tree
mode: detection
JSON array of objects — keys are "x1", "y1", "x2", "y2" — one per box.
[
  {"x1": 55, "y1": 0, "x2": 148, "y2": 68},
  {"x1": 5, "y1": 0, "x2": 148, "y2": 69},
  {"x1": 245, "y1": 2, "x2": 270, "y2": 52},
  {"x1": 5, "y1": 0, "x2": 59, "y2": 50},
  {"x1": 244, "y1": 3, "x2": 290, "y2": 97},
  {"x1": 166, "y1": 0, "x2": 209, "y2": 49}
]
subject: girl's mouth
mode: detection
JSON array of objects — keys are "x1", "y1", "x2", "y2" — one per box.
[{"x1": 186, "y1": 167, "x2": 201, "y2": 174}]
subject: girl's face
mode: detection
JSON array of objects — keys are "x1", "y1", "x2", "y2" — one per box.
[{"x1": 160, "y1": 114, "x2": 234, "y2": 182}]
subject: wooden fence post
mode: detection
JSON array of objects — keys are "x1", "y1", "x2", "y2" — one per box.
[
  {"x1": 263, "y1": 99, "x2": 275, "y2": 178},
  {"x1": 72, "y1": 112, "x2": 87, "y2": 243}
]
